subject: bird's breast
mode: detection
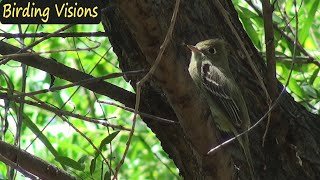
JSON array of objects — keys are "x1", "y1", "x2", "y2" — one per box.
[{"x1": 188, "y1": 61, "x2": 199, "y2": 79}]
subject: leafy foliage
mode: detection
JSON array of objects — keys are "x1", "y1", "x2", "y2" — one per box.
[
  {"x1": 233, "y1": 0, "x2": 320, "y2": 114},
  {"x1": 0, "y1": 24, "x2": 178, "y2": 179}
]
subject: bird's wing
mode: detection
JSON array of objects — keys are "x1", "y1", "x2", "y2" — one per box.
[{"x1": 201, "y1": 62, "x2": 242, "y2": 127}]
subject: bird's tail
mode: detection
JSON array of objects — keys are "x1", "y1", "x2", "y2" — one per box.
[{"x1": 240, "y1": 135, "x2": 255, "y2": 180}]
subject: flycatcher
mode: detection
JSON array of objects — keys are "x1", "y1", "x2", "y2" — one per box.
[{"x1": 187, "y1": 39, "x2": 254, "y2": 179}]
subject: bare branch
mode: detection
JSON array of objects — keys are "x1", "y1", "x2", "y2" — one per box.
[
  {"x1": 262, "y1": 0, "x2": 277, "y2": 100},
  {"x1": 0, "y1": 153, "x2": 37, "y2": 179},
  {"x1": 0, "y1": 140, "x2": 76, "y2": 180},
  {"x1": 99, "y1": 101, "x2": 177, "y2": 124},
  {"x1": 0, "y1": 32, "x2": 107, "y2": 39},
  {"x1": 10, "y1": 70, "x2": 145, "y2": 99}
]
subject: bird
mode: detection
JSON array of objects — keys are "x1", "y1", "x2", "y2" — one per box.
[{"x1": 187, "y1": 39, "x2": 254, "y2": 179}]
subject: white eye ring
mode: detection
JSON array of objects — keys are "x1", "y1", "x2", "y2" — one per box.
[{"x1": 208, "y1": 48, "x2": 216, "y2": 54}]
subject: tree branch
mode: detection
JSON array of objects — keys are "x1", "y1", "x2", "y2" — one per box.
[
  {"x1": 262, "y1": 0, "x2": 277, "y2": 100},
  {"x1": 0, "y1": 41, "x2": 136, "y2": 108},
  {"x1": 0, "y1": 140, "x2": 76, "y2": 180}
]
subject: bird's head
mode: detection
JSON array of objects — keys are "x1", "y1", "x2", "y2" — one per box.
[{"x1": 187, "y1": 39, "x2": 228, "y2": 64}]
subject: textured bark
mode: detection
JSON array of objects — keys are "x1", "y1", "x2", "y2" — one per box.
[{"x1": 102, "y1": 0, "x2": 320, "y2": 179}]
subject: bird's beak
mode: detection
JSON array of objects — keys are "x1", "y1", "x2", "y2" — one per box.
[{"x1": 187, "y1": 45, "x2": 201, "y2": 53}]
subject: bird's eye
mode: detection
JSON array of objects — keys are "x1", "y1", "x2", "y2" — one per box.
[{"x1": 208, "y1": 48, "x2": 216, "y2": 54}]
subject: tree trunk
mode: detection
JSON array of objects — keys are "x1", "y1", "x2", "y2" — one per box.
[{"x1": 102, "y1": 0, "x2": 320, "y2": 179}]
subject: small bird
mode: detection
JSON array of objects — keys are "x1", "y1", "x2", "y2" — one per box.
[{"x1": 187, "y1": 39, "x2": 254, "y2": 179}]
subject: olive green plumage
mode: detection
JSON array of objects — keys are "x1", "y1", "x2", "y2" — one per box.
[{"x1": 188, "y1": 39, "x2": 254, "y2": 179}]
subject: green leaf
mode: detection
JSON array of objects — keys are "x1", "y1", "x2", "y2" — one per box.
[
  {"x1": 55, "y1": 156, "x2": 85, "y2": 171},
  {"x1": 22, "y1": 114, "x2": 58, "y2": 156},
  {"x1": 0, "y1": 69, "x2": 14, "y2": 135},
  {"x1": 0, "y1": 69, "x2": 14, "y2": 92},
  {"x1": 288, "y1": 79, "x2": 305, "y2": 98},
  {"x1": 299, "y1": 0, "x2": 319, "y2": 44},
  {"x1": 237, "y1": 6, "x2": 261, "y2": 48},
  {"x1": 301, "y1": 85, "x2": 317, "y2": 98},
  {"x1": 104, "y1": 171, "x2": 111, "y2": 180},
  {"x1": 78, "y1": 156, "x2": 87, "y2": 164},
  {"x1": 10, "y1": 106, "x2": 67, "y2": 168},
  {"x1": 93, "y1": 131, "x2": 120, "y2": 163},
  {"x1": 98, "y1": 131, "x2": 120, "y2": 152},
  {"x1": 309, "y1": 68, "x2": 320, "y2": 85},
  {"x1": 237, "y1": 6, "x2": 259, "y2": 18},
  {"x1": 90, "y1": 158, "x2": 96, "y2": 175}
]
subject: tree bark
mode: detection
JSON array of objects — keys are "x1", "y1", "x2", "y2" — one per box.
[{"x1": 102, "y1": 0, "x2": 320, "y2": 179}]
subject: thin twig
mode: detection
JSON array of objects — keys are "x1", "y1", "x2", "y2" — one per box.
[
  {"x1": 287, "y1": 0, "x2": 299, "y2": 89},
  {"x1": 0, "y1": 24, "x2": 74, "y2": 65},
  {"x1": 82, "y1": 46, "x2": 115, "y2": 173},
  {"x1": 261, "y1": 0, "x2": 277, "y2": 147},
  {"x1": 270, "y1": 55, "x2": 315, "y2": 61},
  {"x1": 262, "y1": 0, "x2": 277, "y2": 99},
  {"x1": 0, "y1": 95, "x2": 131, "y2": 131},
  {"x1": 12, "y1": 25, "x2": 27, "y2": 180},
  {"x1": 0, "y1": 43, "x2": 101, "y2": 59},
  {"x1": 112, "y1": 0, "x2": 181, "y2": 179},
  {"x1": 10, "y1": 70, "x2": 145, "y2": 99},
  {"x1": 0, "y1": 32, "x2": 106, "y2": 39},
  {"x1": 15, "y1": 25, "x2": 27, "y2": 147},
  {"x1": 98, "y1": 101, "x2": 177, "y2": 124},
  {"x1": 208, "y1": 87, "x2": 285, "y2": 154}
]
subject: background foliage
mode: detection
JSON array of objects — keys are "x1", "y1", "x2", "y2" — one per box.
[
  {"x1": 0, "y1": 0, "x2": 319, "y2": 179},
  {"x1": 234, "y1": 0, "x2": 320, "y2": 113},
  {"x1": 0, "y1": 24, "x2": 179, "y2": 179}
]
